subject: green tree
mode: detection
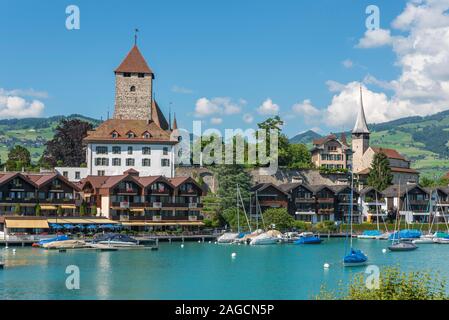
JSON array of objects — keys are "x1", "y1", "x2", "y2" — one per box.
[
  {"x1": 35, "y1": 204, "x2": 41, "y2": 217},
  {"x1": 287, "y1": 143, "x2": 312, "y2": 169},
  {"x1": 222, "y1": 207, "x2": 251, "y2": 231},
  {"x1": 213, "y1": 164, "x2": 252, "y2": 210},
  {"x1": 57, "y1": 206, "x2": 63, "y2": 217},
  {"x1": 41, "y1": 119, "x2": 93, "y2": 167},
  {"x1": 91, "y1": 204, "x2": 97, "y2": 216},
  {"x1": 79, "y1": 202, "x2": 87, "y2": 216},
  {"x1": 14, "y1": 203, "x2": 21, "y2": 215},
  {"x1": 367, "y1": 152, "x2": 393, "y2": 191},
  {"x1": 318, "y1": 267, "x2": 447, "y2": 300},
  {"x1": 262, "y1": 208, "x2": 294, "y2": 231},
  {"x1": 201, "y1": 193, "x2": 224, "y2": 227},
  {"x1": 6, "y1": 146, "x2": 31, "y2": 171}
]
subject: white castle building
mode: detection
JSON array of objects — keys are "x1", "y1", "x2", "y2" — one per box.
[{"x1": 57, "y1": 44, "x2": 179, "y2": 181}]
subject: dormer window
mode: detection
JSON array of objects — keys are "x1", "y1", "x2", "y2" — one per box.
[
  {"x1": 130, "y1": 86, "x2": 136, "y2": 92},
  {"x1": 124, "y1": 73, "x2": 131, "y2": 77},
  {"x1": 127, "y1": 131, "x2": 136, "y2": 138},
  {"x1": 143, "y1": 131, "x2": 151, "y2": 139},
  {"x1": 111, "y1": 131, "x2": 119, "y2": 138}
]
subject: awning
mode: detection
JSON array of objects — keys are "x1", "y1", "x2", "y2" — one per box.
[
  {"x1": 61, "y1": 205, "x2": 76, "y2": 209},
  {"x1": 47, "y1": 218, "x2": 119, "y2": 224},
  {"x1": 41, "y1": 205, "x2": 57, "y2": 210},
  {"x1": 122, "y1": 221, "x2": 204, "y2": 227},
  {"x1": 130, "y1": 208, "x2": 144, "y2": 212},
  {"x1": 6, "y1": 219, "x2": 49, "y2": 229}
]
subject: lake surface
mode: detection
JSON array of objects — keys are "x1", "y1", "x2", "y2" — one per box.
[{"x1": 0, "y1": 239, "x2": 447, "y2": 299}]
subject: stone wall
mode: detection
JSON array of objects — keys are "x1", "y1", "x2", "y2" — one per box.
[
  {"x1": 175, "y1": 166, "x2": 350, "y2": 193},
  {"x1": 114, "y1": 73, "x2": 152, "y2": 120}
]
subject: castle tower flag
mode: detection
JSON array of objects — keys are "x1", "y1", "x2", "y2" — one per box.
[{"x1": 113, "y1": 44, "x2": 154, "y2": 120}]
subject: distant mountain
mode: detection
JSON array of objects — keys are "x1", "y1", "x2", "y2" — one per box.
[
  {"x1": 0, "y1": 114, "x2": 101, "y2": 163},
  {"x1": 290, "y1": 130, "x2": 322, "y2": 145},
  {"x1": 290, "y1": 109, "x2": 449, "y2": 177}
]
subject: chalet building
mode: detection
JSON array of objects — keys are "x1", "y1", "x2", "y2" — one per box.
[
  {"x1": 359, "y1": 187, "x2": 388, "y2": 223},
  {"x1": 351, "y1": 87, "x2": 419, "y2": 184},
  {"x1": 310, "y1": 134, "x2": 351, "y2": 170},
  {"x1": 382, "y1": 184, "x2": 430, "y2": 223},
  {"x1": 278, "y1": 183, "x2": 361, "y2": 223},
  {"x1": 80, "y1": 169, "x2": 204, "y2": 229},
  {"x1": 430, "y1": 187, "x2": 449, "y2": 222},
  {"x1": 0, "y1": 172, "x2": 81, "y2": 217},
  {"x1": 250, "y1": 183, "x2": 289, "y2": 216}
]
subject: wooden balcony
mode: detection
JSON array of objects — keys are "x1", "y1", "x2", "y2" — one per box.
[
  {"x1": 258, "y1": 200, "x2": 287, "y2": 208},
  {"x1": 317, "y1": 198, "x2": 334, "y2": 203}
]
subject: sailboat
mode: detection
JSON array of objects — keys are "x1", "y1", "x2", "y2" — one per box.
[
  {"x1": 249, "y1": 190, "x2": 281, "y2": 245},
  {"x1": 358, "y1": 189, "x2": 390, "y2": 239},
  {"x1": 388, "y1": 182, "x2": 417, "y2": 251},
  {"x1": 343, "y1": 170, "x2": 368, "y2": 267}
]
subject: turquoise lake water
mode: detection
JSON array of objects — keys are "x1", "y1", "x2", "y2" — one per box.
[{"x1": 0, "y1": 239, "x2": 448, "y2": 300}]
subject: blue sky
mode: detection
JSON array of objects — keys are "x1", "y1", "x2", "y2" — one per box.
[{"x1": 0, "y1": 0, "x2": 423, "y2": 137}]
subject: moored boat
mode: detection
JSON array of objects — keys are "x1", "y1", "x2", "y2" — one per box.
[
  {"x1": 294, "y1": 232, "x2": 322, "y2": 244},
  {"x1": 91, "y1": 233, "x2": 138, "y2": 247},
  {"x1": 217, "y1": 232, "x2": 239, "y2": 244},
  {"x1": 33, "y1": 235, "x2": 70, "y2": 247},
  {"x1": 343, "y1": 248, "x2": 368, "y2": 267},
  {"x1": 388, "y1": 241, "x2": 417, "y2": 251},
  {"x1": 357, "y1": 230, "x2": 382, "y2": 239},
  {"x1": 249, "y1": 230, "x2": 281, "y2": 245},
  {"x1": 43, "y1": 239, "x2": 86, "y2": 249}
]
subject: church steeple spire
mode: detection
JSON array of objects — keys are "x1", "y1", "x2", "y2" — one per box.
[{"x1": 352, "y1": 85, "x2": 370, "y2": 134}]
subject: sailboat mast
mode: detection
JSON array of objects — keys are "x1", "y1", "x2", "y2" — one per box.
[
  {"x1": 255, "y1": 191, "x2": 259, "y2": 230},
  {"x1": 350, "y1": 170, "x2": 354, "y2": 248},
  {"x1": 375, "y1": 191, "x2": 380, "y2": 231},
  {"x1": 237, "y1": 184, "x2": 240, "y2": 233}
]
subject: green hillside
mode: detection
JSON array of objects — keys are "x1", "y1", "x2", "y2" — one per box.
[
  {"x1": 0, "y1": 114, "x2": 101, "y2": 163},
  {"x1": 289, "y1": 110, "x2": 449, "y2": 178}
]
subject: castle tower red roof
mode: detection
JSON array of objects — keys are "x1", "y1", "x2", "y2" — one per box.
[{"x1": 115, "y1": 45, "x2": 153, "y2": 74}]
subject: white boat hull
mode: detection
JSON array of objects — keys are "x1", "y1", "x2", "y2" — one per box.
[
  {"x1": 217, "y1": 233, "x2": 239, "y2": 244},
  {"x1": 250, "y1": 238, "x2": 278, "y2": 245},
  {"x1": 433, "y1": 238, "x2": 449, "y2": 244},
  {"x1": 97, "y1": 241, "x2": 138, "y2": 247},
  {"x1": 412, "y1": 238, "x2": 434, "y2": 244}
]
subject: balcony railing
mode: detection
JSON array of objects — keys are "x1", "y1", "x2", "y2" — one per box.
[
  {"x1": 110, "y1": 201, "x2": 203, "y2": 209},
  {"x1": 0, "y1": 198, "x2": 37, "y2": 203},
  {"x1": 317, "y1": 198, "x2": 334, "y2": 203},
  {"x1": 295, "y1": 198, "x2": 315, "y2": 203}
]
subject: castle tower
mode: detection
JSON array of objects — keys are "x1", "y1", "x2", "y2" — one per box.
[
  {"x1": 113, "y1": 45, "x2": 154, "y2": 120},
  {"x1": 351, "y1": 86, "x2": 370, "y2": 173}
]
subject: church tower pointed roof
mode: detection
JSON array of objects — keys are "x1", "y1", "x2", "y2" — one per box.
[
  {"x1": 172, "y1": 114, "x2": 178, "y2": 130},
  {"x1": 352, "y1": 85, "x2": 370, "y2": 134},
  {"x1": 115, "y1": 45, "x2": 153, "y2": 74}
]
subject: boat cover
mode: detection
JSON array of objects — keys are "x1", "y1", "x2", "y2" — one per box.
[
  {"x1": 362, "y1": 230, "x2": 382, "y2": 236},
  {"x1": 343, "y1": 248, "x2": 368, "y2": 264},
  {"x1": 389, "y1": 229, "x2": 422, "y2": 240}
]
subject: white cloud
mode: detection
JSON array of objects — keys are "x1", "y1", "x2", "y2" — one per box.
[
  {"x1": 292, "y1": 99, "x2": 321, "y2": 121},
  {"x1": 0, "y1": 89, "x2": 45, "y2": 119},
  {"x1": 313, "y1": 0, "x2": 449, "y2": 129},
  {"x1": 257, "y1": 98, "x2": 280, "y2": 115},
  {"x1": 0, "y1": 88, "x2": 49, "y2": 99},
  {"x1": 356, "y1": 28, "x2": 393, "y2": 48},
  {"x1": 342, "y1": 59, "x2": 354, "y2": 68},
  {"x1": 171, "y1": 85, "x2": 193, "y2": 94},
  {"x1": 194, "y1": 97, "x2": 244, "y2": 118},
  {"x1": 242, "y1": 113, "x2": 254, "y2": 123},
  {"x1": 210, "y1": 117, "x2": 223, "y2": 125}
]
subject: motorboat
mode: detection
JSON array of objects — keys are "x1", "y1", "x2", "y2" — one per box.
[
  {"x1": 412, "y1": 234, "x2": 435, "y2": 244},
  {"x1": 375, "y1": 232, "x2": 391, "y2": 240},
  {"x1": 217, "y1": 232, "x2": 240, "y2": 244},
  {"x1": 235, "y1": 229, "x2": 264, "y2": 244},
  {"x1": 33, "y1": 235, "x2": 70, "y2": 247},
  {"x1": 294, "y1": 232, "x2": 322, "y2": 244},
  {"x1": 433, "y1": 237, "x2": 449, "y2": 244},
  {"x1": 357, "y1": 230, "x2": 382, "y2": 239},
  {"x1": 281, "y1": 232, "x2": 301, "y2": 243},
  {"x1": 249, "y1": 230, "x2": 282, "y2": 245},
  {"x1": 43, "y1": 239, "x2": 87, "y2": 249},
  {"x1": 91, "y1": 233, "x2": 139, "y2": 247},
  {"x1": 388, "y1": 241, "x2": 417, "y2": 251},
  {"x1": 343, "y1": 248, "x2": 368, "y2": 267}
]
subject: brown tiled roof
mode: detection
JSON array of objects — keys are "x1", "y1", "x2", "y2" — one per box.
[
  {"x1": 172, "y1": 115, "x2": 178, "y2": 130},
  {"x1": 84, "y1": 119, "x2": 176, "y2": 143},
  {"x1": 151, "y1": 100, "x2": 169, "y2": 130},
  {"x1": 138, "y1": 176, "x2": 172, "y2": 188},
  {"x1": 371, "y1": 147, "x2": 408, "y2": 161},
  {"x1": 115, "y1": 45, "x2": 153, "y2": 74},
  {"x1": 169, "y1": 176, "x2": 190, "y2": 187},
  {"x1": 124, "y1": 168, "x2": 139, "y2": 175},
  {"x1": 312, "y1": 134, "x2": 337, "y2": 146},
  {"x1": 80, "y1": 176, "x2": 110, "y2": 190},
  {"x1": 0, "y1": 172, "x2": 79, "y2": 191},
  {"x1": 358, "y1": 166, "x2": 419, "y2": 175}
]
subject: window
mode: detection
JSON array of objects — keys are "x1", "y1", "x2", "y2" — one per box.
[
  {"x1": 123, "y1": 73, "x2": 131, "y2": 77},
  {"x1": 111, "y1": 131, "x2": 119, "y2": 138},
  {"x1": 97, "y1": 170, "x2": 105, "y2": 176},
  {"x1": 75, "y1": 172, "x2": 80, "y2": 180},
  {"x1": 95, "y1": 158, "x2": 109, "y2": 166},
  {"x1": 96, "y1": 146, "x2": 108, "y2": 154},
  {"x1": 63, "y1": 171, "x2": 68, "y2": 178},
  {"x1": 142, "y1": 159, "x2": 151, "y2": 167},
  {"x1": 161, "y1": 159, "x2": 170, "y2": 167},
  {"x1": 178, "y1": 136, "x2": 182, "y2": 142},
  {"x1": 127, "y1": 132, "x2": 135, "y2": 138},
  {"x1": 138, "y1": 73, "x2": 145, "y2": 78},
  {"x1": 112, "y1": 158, "x2": 121, "y2": 166},
  {"x1": 143, "y1": 132, "x2": 151, "y2": 139},
  {"x1": 112, "y1": 146, "x2": 121, "y2": 154},
  {"x1": 130, "y1": 86, "x2": 136, "y2": 92},
  {"x1": 128, "y1": 146, "x2": 133, "y2": 155},
  {"x1": 163, "y1": 147, "x2": 168, "y2": 155},
  {"x1": 142, "y1": 147, "x2": 151, "y2": 155},
  {"x1": 126, "y1": 158, "x2": 135, "y2": 166},
  {"x1": 328, "y1": 146, "x2": 337, "y2": 152}
]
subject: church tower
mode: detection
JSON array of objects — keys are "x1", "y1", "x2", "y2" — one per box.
[
  {"x1": 113, "y1": 45, "x2": 154, "y2": 120},
  {"x1": 351, "y1": 86, "x2": 370, "y2": 173}
]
